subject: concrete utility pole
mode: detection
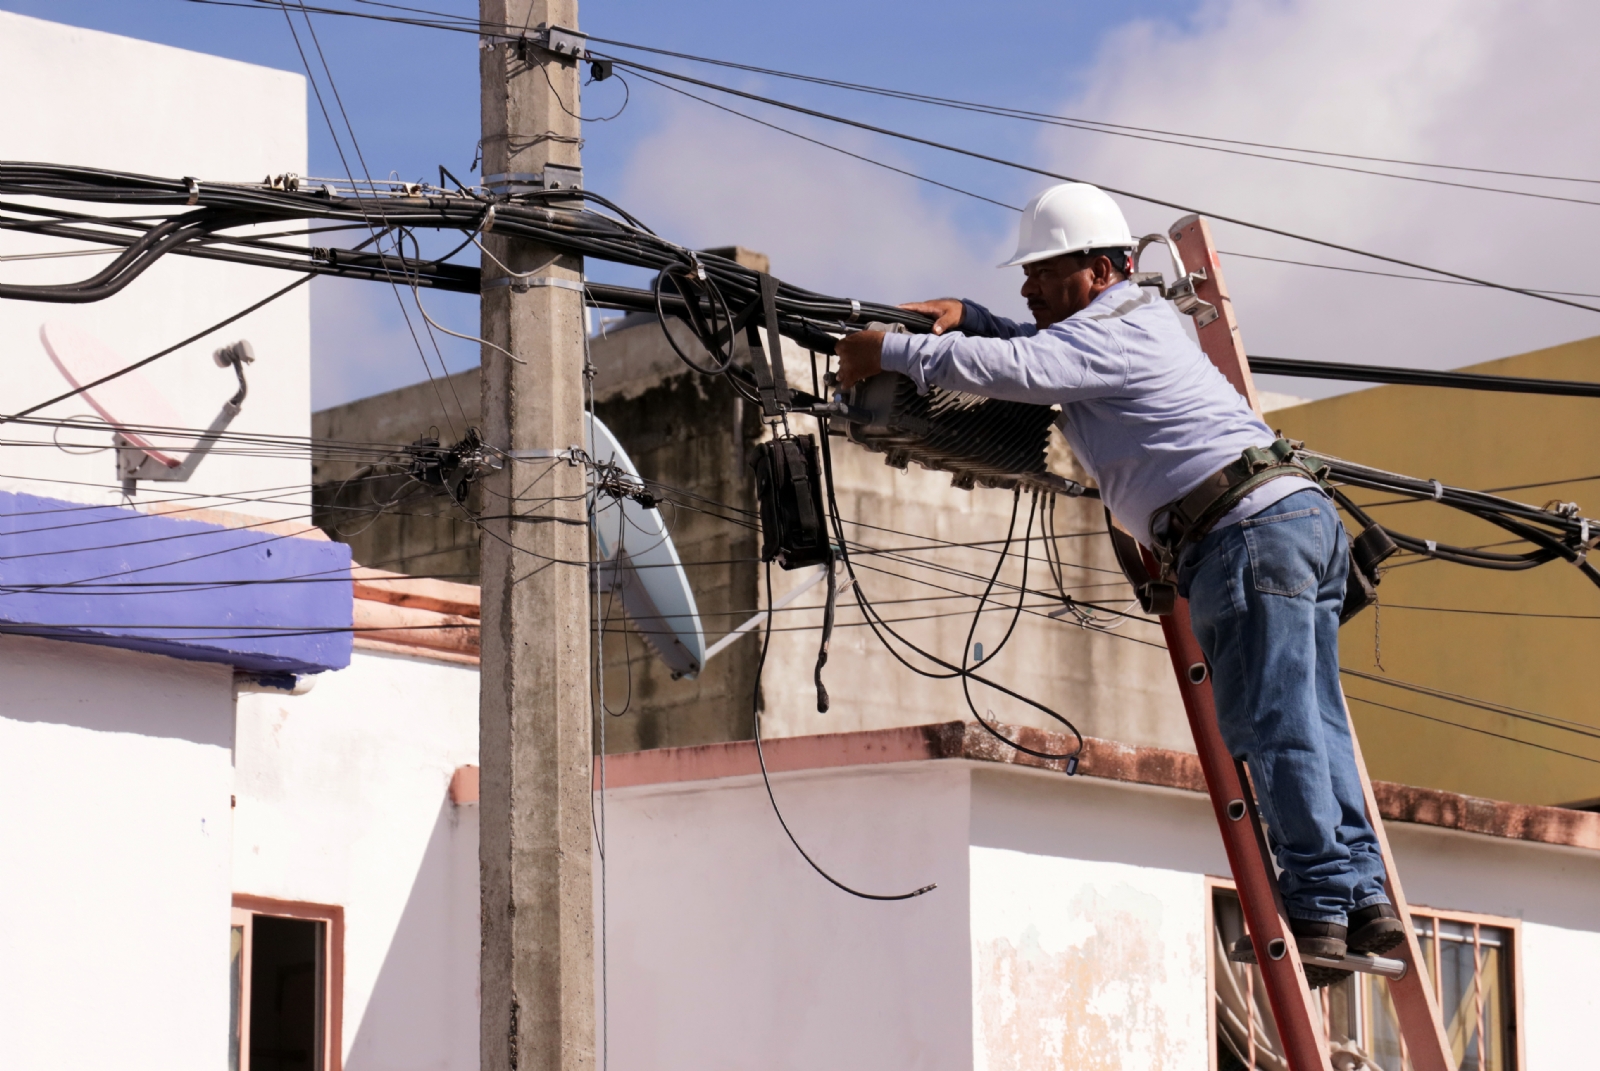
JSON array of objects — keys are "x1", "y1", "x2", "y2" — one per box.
[{"x1": 477, "y1": 2, "x2": 595, "y2": 1070}]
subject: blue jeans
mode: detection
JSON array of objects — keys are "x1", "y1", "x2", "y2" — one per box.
[{"x1": 1176, "y1": 489, "x2": 1389, "y2": 923}]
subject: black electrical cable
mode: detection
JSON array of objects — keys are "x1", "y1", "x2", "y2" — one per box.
[
  {"x1": 814, "y1": 405, "x2": 1088, "y2": 762},
  {"x1": 1251, "y1": 356, "x2": 1600, "y2": 398},
  {"x1": 1219, "y1": 250, "x2": 1600, "y2": 301},
  {"x1": 751, "y1": 561, "x2": 937, "y2": 901},
  {"x1": 184, "y1": 1, "x2": 1600, "y2": 192},
  {"x1": 1, "y1": 272, "x2": 313, "y2": 424},
  {"x1": 1345, "y1": 695, "x2": 1600, "y2": 766},
  {"x1": 1343, "y1": 668, "x2": 1600, "y2": 742},
  {"x1": 594, "y1": 54, "x2": 1600, "y2": 317},
  {"x1": 576, "y1": 32, "x2": 1600, "y2": 189}
]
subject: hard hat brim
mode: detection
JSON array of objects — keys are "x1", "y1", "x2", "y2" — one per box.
[{"x1": 999, "y1": 243, "x2": 1123, "y2": 269}]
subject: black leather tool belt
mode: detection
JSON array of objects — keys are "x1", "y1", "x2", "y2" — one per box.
[{"x1": 1149, "y1": 438, "x2": 1322, "y2": 579}]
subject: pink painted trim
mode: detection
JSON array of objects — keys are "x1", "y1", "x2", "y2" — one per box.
[
  {"x1": 352, "y1": 637, "x2": 481, "y2": 665},
  {"x1": 595, "y1": 720, "x2": 1600, "y2": 853},
  {"x1": 450, "y1": 765, "x2": 480, "y2": 805}
]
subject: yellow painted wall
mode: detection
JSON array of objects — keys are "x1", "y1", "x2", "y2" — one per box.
[{"x1": 1270, "y1": 337, "x2": 1600, "y2": 807}]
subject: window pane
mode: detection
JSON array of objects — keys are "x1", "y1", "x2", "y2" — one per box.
[
  {"x1": 249, "y1": 915, "x2": 326, "y2": 1071},
  {"x1": 1437, "y1": 921, "x2": 1509, "y2": 1071},
  {"x1": 230, "y1": 925, "x2": 245, "y2": 1071},
  {"x1": 1212, "y1": 890, "x2": 1287, "y2": 1070},
  {"x1": 1357, "y1": 915, "x2": 1514, "y2": 1071}
]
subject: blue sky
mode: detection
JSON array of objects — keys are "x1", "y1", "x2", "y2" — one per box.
[{"x1": 6, "y1": 1, "x2": 1600, "y2": 408}]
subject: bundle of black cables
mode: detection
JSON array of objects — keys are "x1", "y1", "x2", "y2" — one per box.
[{"x1": 1305, "y1": 452, "x2": 1600, "y2": 590}]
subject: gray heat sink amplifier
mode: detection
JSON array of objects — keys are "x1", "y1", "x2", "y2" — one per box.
[{"x1": 845, "y1": 372, "x2": 1085, "y2": 496}]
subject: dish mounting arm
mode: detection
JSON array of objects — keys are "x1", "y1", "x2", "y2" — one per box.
[{"x1": 118, "y1": 340, "x2": 254, "y2": 494}]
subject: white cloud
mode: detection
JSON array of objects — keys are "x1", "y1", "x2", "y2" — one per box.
[
  {"x1": 1037, "y1": 0, "x2": 1600, "y2": 385},
  {"x1": 614, "y1": 97, "x2": 1028, "y2": 319}
]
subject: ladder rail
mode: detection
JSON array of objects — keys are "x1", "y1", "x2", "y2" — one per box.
[
  {"x1": 1157, "y1": 215, "x2": 1454, "y2": 1071},
  {"x1": 1152, "y1": 592, "x2": 1334, "y2": 1071}
]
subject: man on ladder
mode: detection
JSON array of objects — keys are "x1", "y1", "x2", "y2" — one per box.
[{"x1": 835, "y1": 182, "x2": 1407, "y2": 985}]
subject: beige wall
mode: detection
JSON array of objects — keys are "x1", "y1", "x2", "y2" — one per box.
[
  {"x1": 313, "y1": 316, "x2": 1192, "y2": 754},
  {"x1": 1272, "y1": 336, "x2": 1600, "y2": 806}
]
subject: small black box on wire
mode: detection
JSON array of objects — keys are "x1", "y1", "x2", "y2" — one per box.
[{"x1": 753, "y1": 435, "x2": 833, "y2": 569}]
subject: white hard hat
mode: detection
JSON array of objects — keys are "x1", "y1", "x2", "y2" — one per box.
[{"x1": 1000, "y1": 182, "x2": 1134, "y2": 268}]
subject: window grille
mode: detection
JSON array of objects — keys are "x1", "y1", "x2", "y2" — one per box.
[{"x1": 1212, "y1": 886, "x2": 1517, "y2": 1071}]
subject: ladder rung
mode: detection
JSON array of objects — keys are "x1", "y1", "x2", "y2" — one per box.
[{"x1": 1228, "y1": 941, "x2": 1408, "y2": 981}]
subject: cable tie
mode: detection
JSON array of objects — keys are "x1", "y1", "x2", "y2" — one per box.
[
  {"x1": 1583, "y1": 517, "x2": 1591, "y2": 545},
  {"x1": 483, "y1": 275, "x2": 585, "y2": 293},
  {"x1": 184, "y1": 177, "x2": 199, "y2": 206},
  {"x1": 1425, "y1": 539, "x2": 1438, "y2": 555},
  {"x1": 1429, "y1": 479, "x2": 1444, "y2": 501}
]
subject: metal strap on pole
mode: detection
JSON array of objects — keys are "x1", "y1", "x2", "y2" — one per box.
[{"x1": 743, "y1": 272, "x2": 791, "y2": 419}]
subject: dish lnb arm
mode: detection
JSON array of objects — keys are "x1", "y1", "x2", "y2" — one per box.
[
  {"x1": 118, "y1": 339, "x2": 256, "y2": 492},
  {"x1": 214, "y1": 339, "x2": 255, "y2": 412}
]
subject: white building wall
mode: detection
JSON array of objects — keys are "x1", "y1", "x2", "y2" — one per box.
[
  {"x1": 593, "y1": 759, "x2": 1600, "y2": 1070},
  {"x1": 598, "y1": 763, "x2": 975, "y2": 1071},
  {"x1": 0, "y1": 634, "x2": 235, "y2": 1071},
  {"x1": 0, "y1": 12, "x2": 309, "y2": 517},
  {"x1": 233, "y1": 648, "x2": 480, "y2": 1071},
  {"x1": 969, "y1": 849, "x2": 1208, "y2": 1071}
]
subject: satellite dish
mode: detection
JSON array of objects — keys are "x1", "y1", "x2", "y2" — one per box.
[
  {"x1": 40, "y1": 321, "x2": 254, "y2": 493},
  {"x1": 587, "y1": 413, "x2": 707, "y2": 678},
  {"x1": 40, "y1": 320, "x2": 189, "y2": 467}
]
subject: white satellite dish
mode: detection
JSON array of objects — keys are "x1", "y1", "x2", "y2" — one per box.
[
  {"x1": 41, "y1": 320, "x2": 189, "y2": 467},
  {"x1": 587, "y1": 413, "x2": 707, "y2": 678},
  {"x1": 40, "y1": 321, "x2": 255, "y2": 493}
]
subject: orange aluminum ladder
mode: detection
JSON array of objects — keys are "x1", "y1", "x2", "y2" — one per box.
[{"x1": 1144, "y1": 215, "x2": 1455, "y2": 1071}]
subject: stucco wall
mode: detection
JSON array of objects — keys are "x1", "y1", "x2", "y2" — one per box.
[
  {"x1": 233, "y1": 648, "x2": 481, "y2": 1070},
  {"x1": 0, "y1": 12, "x2": 310, "y2": 517},
  {"x1": 595, "y1": 762, "x2": 974, "y2": 1070},
  {"x1": 0, "y1": 634, "x2": 235, "y2": 1071},
  {"x1": 590, "y1": 756, "x2": 1600, "y2": 1070}
]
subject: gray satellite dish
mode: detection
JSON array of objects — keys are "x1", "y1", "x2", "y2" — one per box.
[{"x1": 587, "y1": 413, "x2": 706, "y2": 679}]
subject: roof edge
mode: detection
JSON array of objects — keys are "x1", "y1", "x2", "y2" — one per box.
[{"x1": 596, "y1": 720, "x2": 1600, "y2": 854}]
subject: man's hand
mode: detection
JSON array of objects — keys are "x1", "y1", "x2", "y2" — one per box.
[
  {"x1": 899, "y1": 298, "x2": 964, "y2": 335},
  {"x1": 835, "y1": 329, "x2": 884, "y2": 390}
]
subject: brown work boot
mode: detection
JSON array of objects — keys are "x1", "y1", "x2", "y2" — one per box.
[
  {"x1": 1288, "y1": 917, "x2": 1347, "y2": 959},
  {"x1": 1349, "y1": 903, "x2": 1407, "y2": 956}
]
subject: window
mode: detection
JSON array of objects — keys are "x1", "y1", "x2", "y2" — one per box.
[
  {"x1": 230, "y1": 896, "x2": 344, "y2": 1071},
  {"x1": 1211, "y1": 885, "x2": 1518, "y2": 1071}
]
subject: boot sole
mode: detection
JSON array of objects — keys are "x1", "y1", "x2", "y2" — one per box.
[
  {"x1": 1349, "y1": 919, "x2": 1407, "y2": 956},
  {"x1": 1304, "y1": 964, "x2": 1353, "y2": 989}
]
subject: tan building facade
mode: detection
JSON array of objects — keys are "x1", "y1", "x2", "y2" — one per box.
[{"x1": 1272, "y1": 336, "x2": 1600, "y2": 808}]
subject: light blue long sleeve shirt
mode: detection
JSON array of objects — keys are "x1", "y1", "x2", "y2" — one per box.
[{"x1": 878, "y1": 280, "x2": 1314, "y2": 546}]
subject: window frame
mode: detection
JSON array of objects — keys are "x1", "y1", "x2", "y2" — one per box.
[
  {"x1": 1206, "y1": 878, "x2": 1523, "y2": 1071},
  {"x1": 231, "y1": 894, "x2": 345, "y2": 1071}
]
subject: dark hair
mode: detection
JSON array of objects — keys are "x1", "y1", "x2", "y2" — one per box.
[{"x1": 1083, "y1": 246, "x2": 1133, "y2": 279}]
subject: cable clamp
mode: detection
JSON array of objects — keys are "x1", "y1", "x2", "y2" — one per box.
[
  {"x1": 1430, "y1": 479, "x2": 1444, "y2": 501},
  {"x1": 483, "y1": 275, "x2": 586, "y2": 294},
  {"x1": 184, "y1": 177, "x2": 199, "y2": 206},
  {"x1": 481, "y1": 204, "x2": 496, "y2": 234},
  {"x1": 507, "y1": 445, "x2": 585, "y2": 465},
  {"x1": 534, "y1": 23, "x2": 588, "y2": 61},
  {"x1": 848, "y1": 299, "x2": 861, "y2": 323},
  {"x1": 1425, "y1": 539, "x2": 1438, "y2": 555}
]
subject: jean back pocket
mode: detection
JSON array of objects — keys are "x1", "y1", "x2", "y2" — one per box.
[{"x1": 1241, "y1": 507, "x2": 1322, "y2": 598}]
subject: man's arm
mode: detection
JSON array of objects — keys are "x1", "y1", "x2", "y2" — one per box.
[
  {"x1": 899, "y1": 298, "x2": 1035, "y2": 340},
  {"x1": 837, "y1": 297, "x2": 1039, "y2": 387},
  {"x1": 840, "y1": 321, "x2": 1125, "y2": 403}
]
